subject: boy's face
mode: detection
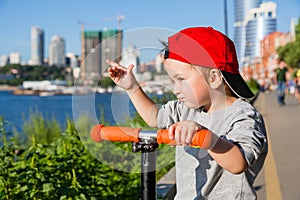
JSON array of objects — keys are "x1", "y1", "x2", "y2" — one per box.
[{"x1": 164, "y1": 59, "x2": 211, "y2": 109}]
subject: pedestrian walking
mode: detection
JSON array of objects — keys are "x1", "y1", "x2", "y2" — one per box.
[{"x1": 274, "y1": 59, "x2": 289, "y2": 106}]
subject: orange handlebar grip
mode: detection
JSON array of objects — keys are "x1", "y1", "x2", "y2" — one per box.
[
  {"x1": 156, "y1": 129, "x2": 176, "y2": 145},
  {"x1": 157, "y1": 129, "x2": 210, "y2": 148},
  {"x1": 190, "y1": 129, "x2": 210, "y2": 148},
  {"x1": 90, "y1": 124, "x2": 141, "y2": 143}
]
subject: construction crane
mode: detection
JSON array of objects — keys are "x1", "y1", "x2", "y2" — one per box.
[
  {"x1": 78, "y1": 21, "x2": 86, "y2": 81},
  {"x1": 102, "y1": 14, "x2": 126, "y2": 30},
  {"x1": 116, "y1": 15, "x2": 126, "y2": 30},
  {"x1": 115, "y1": 15, "x2": 125, "y2": 63}
]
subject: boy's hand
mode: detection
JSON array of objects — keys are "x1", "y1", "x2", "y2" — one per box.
[
  {"x1": 168, "y1": 120, "x2": 201, "y2": 146},
  {"x1": 168, "y1": 121, "x2": 219, "y2": 149},
  {"x1": 106, "y1": 60, "x2": 139, "y2": 93}
]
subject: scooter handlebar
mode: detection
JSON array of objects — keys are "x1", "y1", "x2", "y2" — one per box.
[
  {"x1": 90, "y1": 124, "x2": 141, "y2": 143},
  {"x1": 90, "y1": 124, "x2": 210, "y2": 148}
]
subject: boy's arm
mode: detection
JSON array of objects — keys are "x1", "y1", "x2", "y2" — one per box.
[
  {"x1": 208, "y1": 139, "x2": 248, "y2": 174},
  {"x1": 126, "y1": 86, "x2": 159, "y2": 127},
  {"x1": 106, "y1": 60, "x2": 158, "y2": 127}
]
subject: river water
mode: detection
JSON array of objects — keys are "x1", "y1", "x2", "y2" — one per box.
[{"x1": 0, "y1": 90, "x2": 137, "y2": 132}]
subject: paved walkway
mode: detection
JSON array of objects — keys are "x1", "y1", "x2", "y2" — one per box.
[{"x1": 254, "y1": 91, "x2": 300, "y2": 200}]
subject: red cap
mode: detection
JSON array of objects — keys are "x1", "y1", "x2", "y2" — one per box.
[{"x1": 165, "y1": 27, "x2": 254, "y2": 99}]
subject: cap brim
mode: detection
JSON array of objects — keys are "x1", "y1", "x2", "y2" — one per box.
[{"x1": 220, "y1": 70, "x2": 255, "y2": 100}]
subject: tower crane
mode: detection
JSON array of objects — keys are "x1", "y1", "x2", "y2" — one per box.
[
  {"x1": 78, "y1": 21, "x2": 86, "y2": 81},
  {"x1": 116, "y1": 15, "x2": 126, "y2": 30},
  {"x1": 101, "y1": 14, "x2": 126, "y2": 30}
]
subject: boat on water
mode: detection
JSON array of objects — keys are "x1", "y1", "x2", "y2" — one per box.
[{"x1": 39, "y1": 91, "x2": 55, "y2": 97}]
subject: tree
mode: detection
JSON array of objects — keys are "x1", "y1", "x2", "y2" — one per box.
[
  {"x1": 0, "y1": 64, "x2": 70, "y2": 85},
  {"x1": 277, "y1": 18, "x2": 300, "y2": 68},
  {"x1": 98, "y1": 76, "x2": 115, "y2": 88}
]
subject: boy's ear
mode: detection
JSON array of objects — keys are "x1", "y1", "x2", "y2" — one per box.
[{"x1": 209, "y1": 69, "x2": 223, "y2": 89}]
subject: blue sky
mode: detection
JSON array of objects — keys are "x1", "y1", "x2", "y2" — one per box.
[{"x1": 0, "y1": 0, "x2": 299, "y2": 63}]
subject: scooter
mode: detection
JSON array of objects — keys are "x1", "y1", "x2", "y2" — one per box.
[{"x1": 90, "y1": 124, "x2": 209, "y2": 200}]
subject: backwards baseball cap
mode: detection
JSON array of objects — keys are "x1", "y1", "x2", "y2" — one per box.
[{"x1": 164, "y1": 26, "x2": 254, "y2": 100}]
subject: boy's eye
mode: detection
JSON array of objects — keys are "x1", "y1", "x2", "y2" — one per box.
[{"x1": 176, "y1": 77, "x2": 185, "y2": 81}]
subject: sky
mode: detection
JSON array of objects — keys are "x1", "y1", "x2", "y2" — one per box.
[{"x1": 0, "y1": 0, "x2": 299, "y2": 63}]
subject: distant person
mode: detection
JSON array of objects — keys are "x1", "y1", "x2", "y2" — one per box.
[
  {"x1": 274, "y1": 59, "x2": 289, "y2": 106},
  {"x1": 106, "y1": 27, "x2": 268, "y2": 199},
  {"x1": 295, "y1": 68, "x2": 300, "y2": 104}
]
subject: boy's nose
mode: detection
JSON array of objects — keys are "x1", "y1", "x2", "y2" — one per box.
[{"x1": 173, "y1": 85, "x2": 180, "y2": 95}]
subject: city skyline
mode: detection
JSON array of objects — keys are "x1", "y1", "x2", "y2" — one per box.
[{"x1": 0, "y1": 0, "x2": 299, "y2": 63}]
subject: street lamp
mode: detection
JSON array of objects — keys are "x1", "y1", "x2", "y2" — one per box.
[{"x1": 224, "y1": 0, "x2": 228, "y2": 35}]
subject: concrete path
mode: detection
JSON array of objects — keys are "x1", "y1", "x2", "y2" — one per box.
[{"x1": 255, "y1": 91, "x2": 300, "y2": 200}]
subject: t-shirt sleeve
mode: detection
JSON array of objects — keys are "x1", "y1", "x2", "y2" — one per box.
[
  {"x1": 224, "y1": 108, "x2": 268, "y2": 167},
  {"x1": 157, "y1": 100, "x2": 182, "y2": 129}
]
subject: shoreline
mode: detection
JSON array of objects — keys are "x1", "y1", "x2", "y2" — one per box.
[
  {"x1": 0, "y1": 85, "x2": 108, "y2": 96},
  {"x1": 0, "y1": 85, "x2": 18, "y2": 91}
]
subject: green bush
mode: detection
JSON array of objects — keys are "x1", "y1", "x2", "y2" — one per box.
[
  {"x1": 0, "y1": 118, "x2": 141, "y2": 199},
  {"x1": 246, "y1": 79, "x2": 260, "y2": 94},
  {"x1": 20, "y1": 109, "x2": 62, "y2": 146}
]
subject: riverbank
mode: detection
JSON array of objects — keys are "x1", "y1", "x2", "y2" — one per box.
[
  {"x1": 0, "y1": 85, "x2": 18, "y2": 91},
  {"x1": 0, "y1": 84, "x2": 116, "y2": 96},
  {"x1": 0, "y1": 84, "x2": 93, "y2": 96}
]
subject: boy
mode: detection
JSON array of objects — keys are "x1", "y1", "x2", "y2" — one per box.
[{"x1": 107, "y1": 27, "x2": 268, "y2": 200}]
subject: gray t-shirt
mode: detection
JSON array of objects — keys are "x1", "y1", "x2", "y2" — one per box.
[{"x1": 157, "y1": 99, "x2": 268, "y2": 200}]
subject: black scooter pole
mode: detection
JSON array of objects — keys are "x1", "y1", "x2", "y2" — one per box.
[{"x1": 132, "y1": 131, "x2": 159, "y2": 200}]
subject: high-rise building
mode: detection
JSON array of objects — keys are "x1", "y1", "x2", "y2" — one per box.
[
  {"x1": 290, "y1": 18, "x2": 298, "y2": 38},
  {"x1": 49, "y1": 35, "x2": 65, "y2": 67},
  {"x1": 101, "y1": 29, "x2": 122, "y2": 74},
  {"x1": 81, "y1": 29, "x2": 122, "y2": 81},
  {"x1": 155, "y1": 54, "x2": 165, "y2": 73},
  {"x1": 234, "y1": 0, "x2": 262, "y2": 65},
  {"x1": 82, "y1": 31, "x2": 102, "y2": 79},
  {"x1": 66, "y1": 52, "x2": 79, "y2": 68},
  {"x1": 9, "y1": 52, "x2": 21, "y2": 64},
  {"x1": 120, "y1": 44, "x2": 140, "y2": 75},
  {"x1": 29, "y1": 26, "x2": 44, "y2": 65},
  {"x1": 244, "y1": 2, "x2": 277, "y2": 61},
  {"x1": 0, "y1": 55, "x2": 9, "y2": 67},
  {"x1": 234, "y1": 0, "x2": 277, "y2": 66}
]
